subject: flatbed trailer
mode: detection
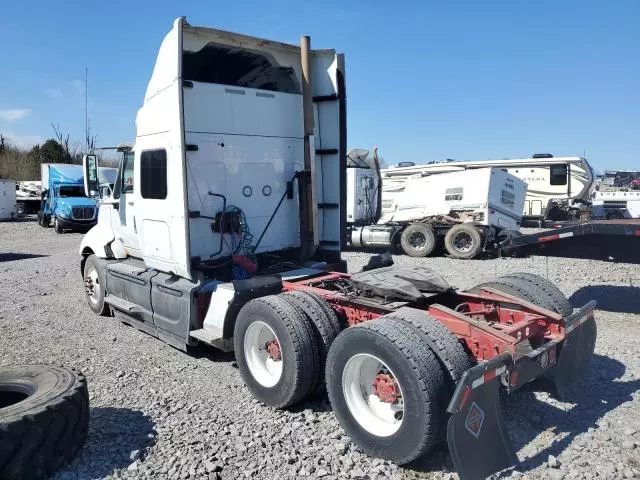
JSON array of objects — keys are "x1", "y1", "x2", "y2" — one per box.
[{"x1": 500, "y1": 219, "x2": 640, "y2": 258}]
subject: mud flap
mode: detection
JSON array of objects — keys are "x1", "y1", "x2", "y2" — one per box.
[
  {"x1": 549, "y1": 300, "x2": 597, "y2": 400},
  {"x1": 446, "y1": 353, "x2": 517, "y2": 480}
]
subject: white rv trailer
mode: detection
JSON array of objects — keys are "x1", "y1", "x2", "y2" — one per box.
[{"x1": 381, "y1": 155, "x2": 596, "y2": 222}]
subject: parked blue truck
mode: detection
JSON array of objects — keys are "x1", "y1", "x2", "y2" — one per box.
[{"x1": 37, "y1": 164, "x2": 101, "y2": 233}]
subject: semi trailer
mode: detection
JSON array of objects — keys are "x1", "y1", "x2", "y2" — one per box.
[{"x1": 79, "y1": 17, "x2": 598, "y2": 480}]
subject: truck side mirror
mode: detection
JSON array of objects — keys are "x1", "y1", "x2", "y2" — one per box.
[{"x1": 83, "y1": 154, "x2": 99, "y2": 197}]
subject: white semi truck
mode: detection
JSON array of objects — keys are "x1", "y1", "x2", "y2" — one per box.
[
  {"x1": 79, "y1": 17, "x2": 598, "y2": 480},
  {"x1": 348, "y1": 166, "x2": 528, "y2": 259}
]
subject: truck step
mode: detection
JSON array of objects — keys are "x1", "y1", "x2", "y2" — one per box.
[
  {"x1": 105, "y1": 296, "x2": 141, "y2": 313},
  {"x1": 189, "y1": 327, "x2": 223, "y2": 345}
]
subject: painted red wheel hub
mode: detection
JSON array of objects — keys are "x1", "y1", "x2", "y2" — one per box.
[
  {"x1": 372, "y1": 373, "x2": 399, "y2": 403},
  {"x1": 265, "y1": 339, "x2": 281, "y2": 361}
]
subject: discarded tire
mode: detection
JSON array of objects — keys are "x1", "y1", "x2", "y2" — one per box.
[
  {"x1": 326, "y1": 316, "x2": 443, "y2": 464},
  {"x1": 400, "y1": 224, "x2": 436, "y2": 257},
  {"x1": 234, "y1": 296, "x2": 320, "y2": 408},
  {"x1": 0, "y1": 365, "x2": 89, "y2": 480},
  {"x1": 444, "y1": 224, "x2": 483, "y2": 259}
]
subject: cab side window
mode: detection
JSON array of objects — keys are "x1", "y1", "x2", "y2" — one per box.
[
  {"x1": 141, "y1": 149, "x2": 168, "y2": 200},
  {"x1": 122, "y1": 152, "x2": 135, "y2": 193}
]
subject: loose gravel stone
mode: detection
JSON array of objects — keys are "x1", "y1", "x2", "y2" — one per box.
[{"x1": 1, "y1": 221, "x2": 639, "y2": 480}]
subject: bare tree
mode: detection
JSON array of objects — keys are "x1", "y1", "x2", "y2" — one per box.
[
  {"x1": 51, "y1": 123, "x2": 73, "y2": 160},
  {"x1": 0, "y1": 133, "x2": 5, "y2": 154}
]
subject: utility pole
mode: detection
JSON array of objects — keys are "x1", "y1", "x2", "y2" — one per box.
[{"x1": 85, "y1": 67, "x2": 89, "y2": 152}]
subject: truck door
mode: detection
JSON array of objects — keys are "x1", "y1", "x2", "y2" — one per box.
[{"x1": 111, "y1": 151, "x2": 142, "y2": 257}]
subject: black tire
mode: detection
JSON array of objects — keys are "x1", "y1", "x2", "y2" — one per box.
[
  {"x1": 282, "y1": 291, "x2": 341, "y2": 393},
  {"x1": 16, "y1": 204, "x2": 25, "y2": 215},
  {"x1": 234, "y1": 296, "x2": 320, "y2": 408},
  {"x1": 444, "y1": 224, "x2": 483, "y2": 259},
  {"x1": 386, "y1": 309, "x2": 473, "y2": 441},
  {"x1": 54, "y1": 217, "x2": 63, "y2": 234},
  {"x1": 0, "y1": 365, "x2": 89, "y2": 480},
  {"x1": 466, "y1": 275, "x2": 564, "y2": 315},
  {"x1": 83, "y1": 255, "x2": 110, "y2": 316},
  {"x1": 386, "y1": 308, "x2": 473, "y2": 388},
  {"x1": 502, "y1": 272, "x2": 572, "y2": 316},
  {"x1": 400, "y1": 224, "x2": 436, "y2": 257},
  {"x1": 326, "y1": 316, "x2": 443, "y2": 464}
]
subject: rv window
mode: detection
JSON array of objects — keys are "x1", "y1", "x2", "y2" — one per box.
[
  {"x1": 141, "y1": 149, "x2": 167, "y2": 200},
  {"x1": 445, "y1": 187, "x2": 463, "y2": 201},
  {"x1": 122, "y1": 151, "x2": 135, "y2": 193},
  {"x1": 183, "y1": 44, "x2": 300, "y2": 94},
  {"x1": 550, "y1": 164, "x2": 568, "y2": 186}
]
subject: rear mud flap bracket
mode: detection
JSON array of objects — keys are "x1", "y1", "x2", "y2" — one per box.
[{"x1": 446, "y1": 353, "x2": 517, "y2": 480}]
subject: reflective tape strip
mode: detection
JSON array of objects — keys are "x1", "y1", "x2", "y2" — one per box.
[
  {"x1": 471, "y1": 365, "x2": 507, "y2": 389},
  {"x1": 565, "y1": 313, "x2": 591, "y2": 334},
  {"x1": 538, "y1": 231, "x2": 574, "y2": 243}
]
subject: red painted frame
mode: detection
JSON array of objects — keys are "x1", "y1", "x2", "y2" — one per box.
[{"x1": 283, "y1": 273, "x2": 568, "y2": 363}]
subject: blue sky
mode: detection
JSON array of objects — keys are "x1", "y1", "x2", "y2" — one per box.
[{"x1": 0, "y1": 1, "x2": 638, "y2": 171}]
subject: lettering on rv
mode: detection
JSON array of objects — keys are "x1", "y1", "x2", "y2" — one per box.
[{"x1": 520, "y1": 177, "x2": 545, "y2": 183}]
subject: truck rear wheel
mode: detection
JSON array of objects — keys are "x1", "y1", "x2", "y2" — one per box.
[
  {"x1": 234, "y1": 296, "x2": 320, "y2": 408},
  {"x1": 466, "y1": 274, "x2": 571, "y2": 315},
  {"x1": 400, "y1": 224, "x2": 436, "y2": 257},
  {"x1": 502, "y1": 272, "x2": 572, "y2": 316},
  {"x1": 326, "y1": 316, "x2": 443, "y2": 464},
  {"x1": 282, "y1": 291, "x2": 341, "y2": 393},
  {"x1": 83, "y1": 255, "x2": 110, "y2": 316},
  {"x1": 0, "y1": 365, "x2": 89, "y2": 480},
  {"x1": 444, "y1": 224, "x2": 483, "y2": 259}
]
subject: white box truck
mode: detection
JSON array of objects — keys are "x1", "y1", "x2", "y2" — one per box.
[{"x1": 0, "y1": 179, "x2": 17, "y2": 220}]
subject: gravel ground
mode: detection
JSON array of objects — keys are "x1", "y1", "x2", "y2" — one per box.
[{"x1": 1, "y1": 219, "x2": 639, "y2": 480}]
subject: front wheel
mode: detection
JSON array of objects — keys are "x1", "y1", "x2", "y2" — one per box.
[
  {"x1": 54, "y1": 217, "x2": 63, "y2": 233},
  {"x1": 83, "y1": 255, "x2": 110, "y2": 316}
]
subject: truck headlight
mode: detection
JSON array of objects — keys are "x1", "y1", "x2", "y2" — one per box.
[{"x1": 59, "y1": 206, "x2": 72, "y2": 218}]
